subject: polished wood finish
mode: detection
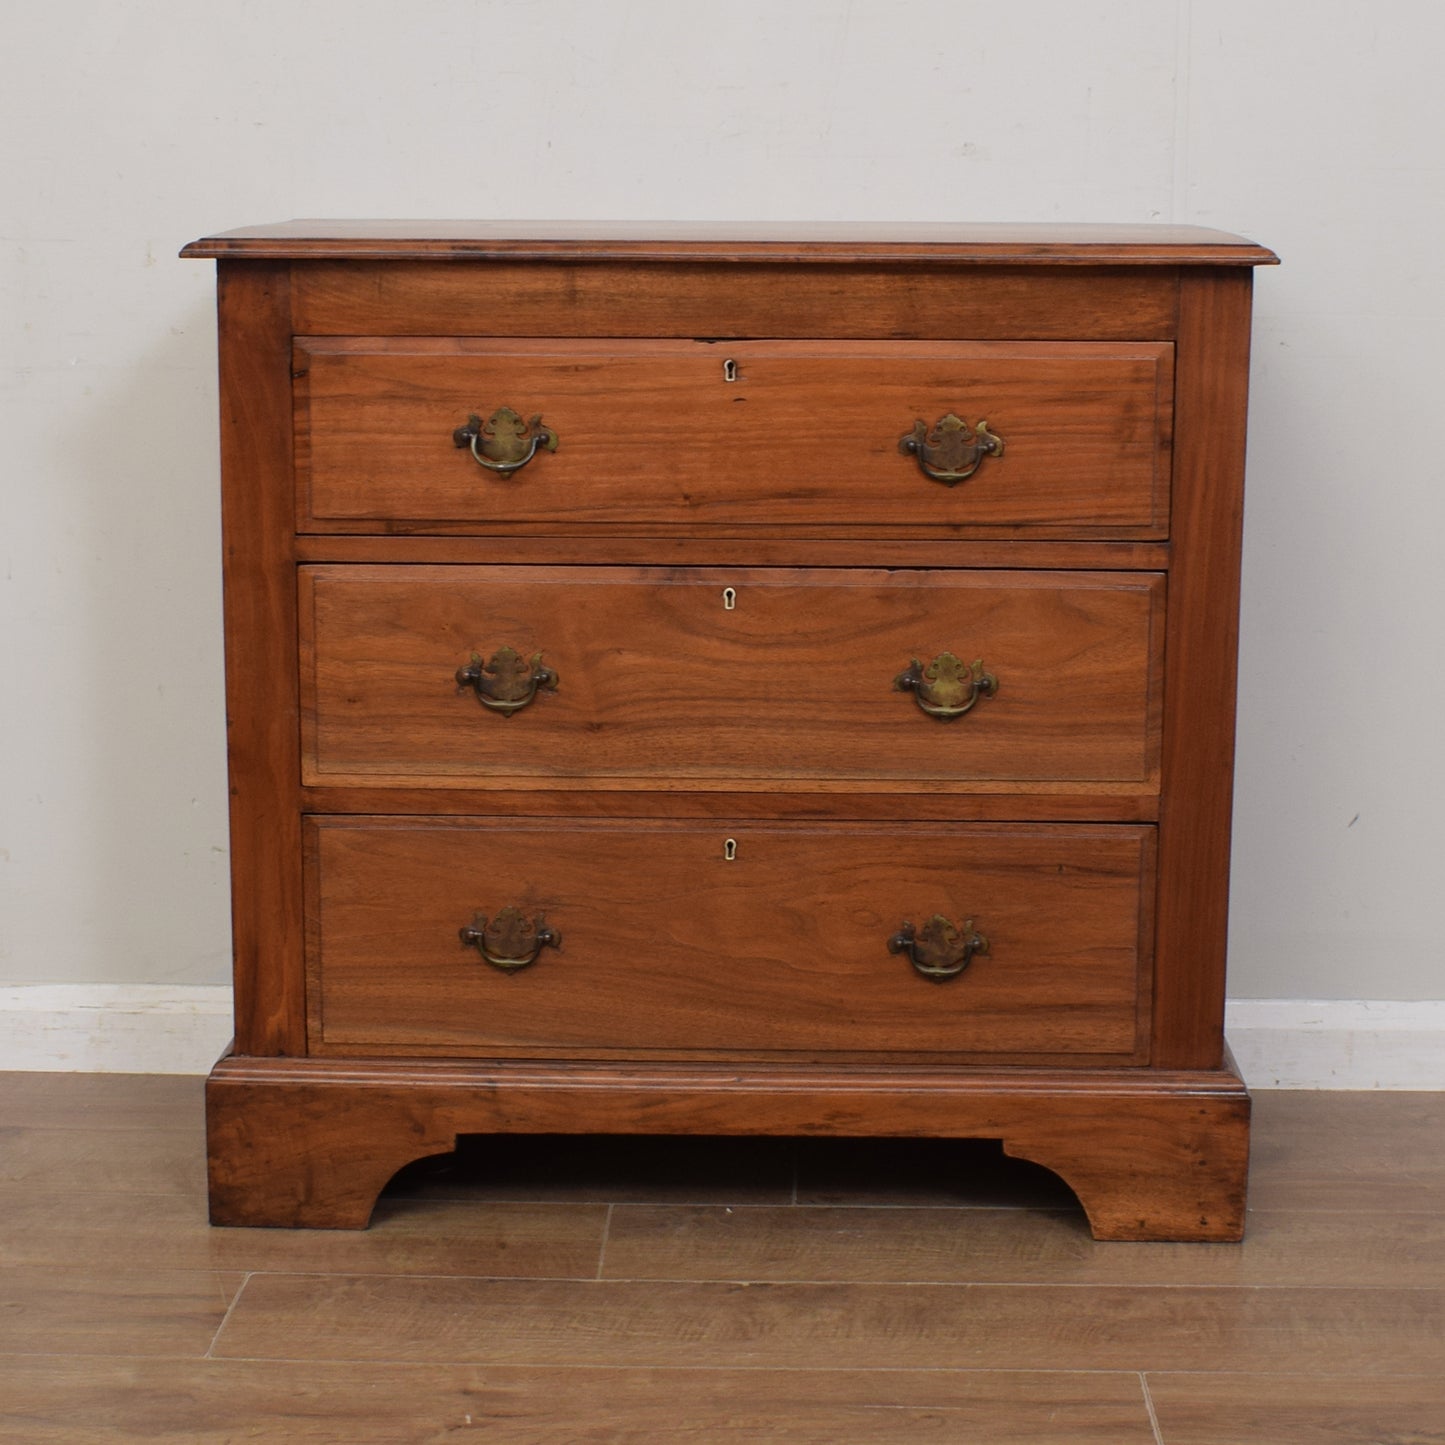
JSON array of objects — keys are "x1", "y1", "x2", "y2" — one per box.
[
  {"x1": 1152, "y1": 271, "x2": 1255, "y2": 1069},
  {"x1": 214, "y1": 262, "x2": 306, "y2": 1058},
  {"x1": 205, "y1": 1055, "x2": 1243, "y2": 1238},
  {"x1": 300, "y1": 565, "x2": 1164, "y2": 789},
  {"x1": 306, "y1": 819, "x2": 1154, "y2": 1062},
  {"x1": 296, "y1": 339, "x2": 1171, "y2": 535},
  {"x1": 292, "y1": 260, "x2": 1183, "y2": 343},
  {"x1": 182, "y1": 218, "x2": 1279, "y2": 265},
  {"x1": 8, "y1": 1076, "x2": 1440, "y2": 1442},
  {"x1": 292, "y1": 533, "x2": 1173, "y2": 569},
  {"x1": 216, "y1": 1270, "x2": 1444, "y2": 1373},
  {"x1": 298, "y1": 784, "x2": 1162, "y2": 822},
  {"x1": 188, "y1": 224, "x2": 1273, "y2": 1240},
  {"x1": 1147, "y1": 1375, "x2": 1445, "y2": 1444},
  {"x1": 0, "y1": 1358, "x2": 1164, "y2": 1445}
]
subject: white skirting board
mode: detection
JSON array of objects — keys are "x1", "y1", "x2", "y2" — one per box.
[
  {"x1": 1223, "y1": 999, "x2": 1445, "y2": 1090},
  {"x1": 1, "y1": 987, "x2": 1444, "y2": 1086},
  {"x1": 0, "y1": 986, "x2": 234, "y2": 1076}
]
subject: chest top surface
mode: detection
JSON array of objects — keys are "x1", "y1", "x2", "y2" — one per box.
[{"x1": 182, "y1": 219, "x2": 1277, "y2": 266}]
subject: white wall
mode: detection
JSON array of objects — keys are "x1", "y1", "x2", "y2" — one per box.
[{"x1": 3, "y1": 1, "x2": 1442, "y2": 1005}]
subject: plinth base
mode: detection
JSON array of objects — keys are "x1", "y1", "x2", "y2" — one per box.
[{"x1": 205, "y1": 1054, "x2": 1249, "y2": 1241}]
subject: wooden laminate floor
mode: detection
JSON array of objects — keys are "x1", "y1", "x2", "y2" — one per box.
[{"x1": 1, "y1": 1076, "x2": 1443, "y2": 1443}]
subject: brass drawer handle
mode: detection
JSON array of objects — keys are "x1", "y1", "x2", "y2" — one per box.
[
  {"x1": 460, "y1": 906, "x2": 561, "y2": 972},
  {"x1": 899, "y1": 413, "x2": 1004, "y2": 485},
  {"x1": 888, "y1": 915, "x2": 989, "y2": 982},
  {"x1": 453, "y1": 407, "x2": 559, "y2": 475},
  {"x1": 894, "y1": 652, "x2": 997, "y2": 719},
  {"x1": 456, "y1": 647, "x2": 558, "y2": 716}
]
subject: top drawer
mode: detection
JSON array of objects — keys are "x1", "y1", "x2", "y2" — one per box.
[{"x1": 295, "y1": 339, "x2": 1172, "y2": 537}]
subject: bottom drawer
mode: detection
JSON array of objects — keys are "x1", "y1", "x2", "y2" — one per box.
[{"x1": 306, "y1": 819, "x2": 1154, "y2": 1062}]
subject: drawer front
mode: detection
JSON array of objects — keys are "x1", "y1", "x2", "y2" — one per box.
[
  {"x1": 300, "y1": 565, "x2": 1164, "y2": 791},
  {"x1": 307, "y1": 818, "x2": 1154, "y2": 1061},
  {"x1": 296, "y1": 339, "x2": 1172, "y2": 536}
]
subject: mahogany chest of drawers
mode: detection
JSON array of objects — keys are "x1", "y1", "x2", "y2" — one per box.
[{"x1": 184, "y1": 221, "x2": 1275, "y2": 1239}]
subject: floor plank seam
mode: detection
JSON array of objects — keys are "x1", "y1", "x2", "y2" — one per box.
[
  {"x1": 648, "y1": 1280, "x2": 1445, "y2": 1293},
  {"x1": 186, "y1": 1358, "x2": 1192, "y2": 1375},
  {"x1": 376, "y1": 1199, "x2": 1086, "y2": 1213},
  {"x1": 15, "y1": 1261, "x2": 1445, "y2": 1293},
  {"x1": 1139, "y1": 1371, "x2": 1165, "y2": 1445},
  {"x1": 227, "y1": 1269, "x2": 604, "y2": 1284},
  {"x1": 595, "y1": 1202, "x2": 614, "y2": 1281},
  {"x1": 203, "y1": 1271, "x2": 253, "y2": 1359},
  {"x1": 198, "y1": 1353, "x2": 1445, "y2": 1379},
  {"x1": 597, "y1": 1201, "x2": 1081, "y2": 1215},
  {"x1": 216, "y1": 1273, "x2": 1445, "y2": 1293}
]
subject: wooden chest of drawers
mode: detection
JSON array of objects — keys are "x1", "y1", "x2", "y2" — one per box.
[{"x1": 185, "y1": 221, "x2": 1275, "y2": 1240}]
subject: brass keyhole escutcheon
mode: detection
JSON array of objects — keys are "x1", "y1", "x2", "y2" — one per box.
[
  {"x1": 723, "y1": 358, "x2": 738, "y2": 382},
  {"x1": 722, "y1": 586, "x2": 737, "y2": 611},
  {"x1": 723, "y1": 837, "x2": 738, "y2": 861}
]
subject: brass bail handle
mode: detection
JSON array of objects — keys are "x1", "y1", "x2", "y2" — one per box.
[
  {"x1": 460, "y1": 906, "x2": 561, "y2": 973},
  {"x1": 899, "y1": 413, "x2": 1004, "y2": 485},
  {"x1": 888, "y1": 915, "x2": 989, "y2": 982},
  {"x1": 894, "y1": 652, "x2": 997, "y2": 719},
  {"x1": 453, "y1": 407, "x2": 559, "y2": 475},
  {"x1": 456, "y1": 646, "x2": 558, "y2": 716}
]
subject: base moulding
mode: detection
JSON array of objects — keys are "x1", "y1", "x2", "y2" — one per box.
[{"x1": 206, "y1": 1051, "x2": 1250, "y2": 1242}]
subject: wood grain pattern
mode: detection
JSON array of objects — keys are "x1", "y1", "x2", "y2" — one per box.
[
  {"x1": 296, "y1": 339, "x2": 1172, "y2": 536},
  {"x1": 1151, "y1": 270, "x2": 1255, "y2": 1070},
  {"x1": 6, "y1": 1079, "x2": 1442, "y2": 1445},
  {"x1": 182, "y1": 217, "x2": 1278, "y2": 265},
  {"x1": 1248, "y1": 1090, "x2": 1445, "y2": 1214},
  {"x1": 214, "y1": 262, "x2": 305, "y2": 1057},
  {"x1": 293, "y1": 533, "x2": 1173, "y2": 569},
  {"x1": 298, "y1": 783, "x2": 1161, "y2": 822},
  {"x1": 205, "y1": 1054, "x2": 1247, "y2": 1237},
  {"x1": 305, "y1": 818, "x2": 1154, "y2": 1061},
  {"x1": 189, "y1": 227, "x2": 1269, "y2": 1241},
  {"x1": 1147, "y1": 1374, "x2": 1445, "y2": 1444},
  {"x1": 212, "y1": 1274, "x2": 1443, "y2": 1374},
  {"x1": 0, "y1": 1070, "x2": 203, "y2": 1130},
  {"x1": 0, "y1": 1263, "x2": 238, "y2": 1357},
  {"x1": 300, "y1": 565, "x2": 1165, "y2": 789},
  {"x1": 0, "y1": 1358, "x2": 1161, "y2": 1445},
  {"x1": 601, "y1": 1203, "x2": 1445, "y2": 1288},
  {"x1": 0, "y1": 1125, "x2": 204, "y2": 1194},
  {"x1": 289, "y1": 260, "x2": 1182, "y2": 341},
  {"x1": 0, "y1": 1184, "x2": 606, "y2": 1278}
]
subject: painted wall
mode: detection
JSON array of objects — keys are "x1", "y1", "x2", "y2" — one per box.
[{"x1": 3, "y1": 2, "x2": 1441, "y2": 1000}]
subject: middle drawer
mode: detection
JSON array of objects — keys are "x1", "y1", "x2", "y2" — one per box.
[{"x1": 300, "y1": 565, "x2": 1164, "y2": 791}]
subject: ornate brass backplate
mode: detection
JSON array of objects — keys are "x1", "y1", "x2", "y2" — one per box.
[
  {"x1": 456, "y1": 647, "x2": 558, "y2": 716},
  {"x1": 453, "y1": 408, "x2": 559, "y2": 475},
  {"x1": 894, "y1": 652, "x2": 998, "y2": 719},
  {"x1": 460, "y1": 906, "x2": 561, "y2": 972},
  {"x1": 899, "y1": 413, "x2": 1004, "y2": 485},
  {"x1": 887, "y1": 915, "x2": 989, "y2": 982}
]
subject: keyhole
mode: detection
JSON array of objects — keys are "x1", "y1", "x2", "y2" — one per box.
[
  {"x1": 723, "y1": 358, "x2": 738, "y2": 382},
  {"x1": 722, "y1": 587, "x2": 737, "y2": 611},
  {"x1": 724, "y1": 838, "x2": 737, "y2": 861}
]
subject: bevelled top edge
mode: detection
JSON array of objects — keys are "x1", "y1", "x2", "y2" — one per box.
[{"x1": 180, "y1": 219, "x2": 1278, "y2": 265}]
